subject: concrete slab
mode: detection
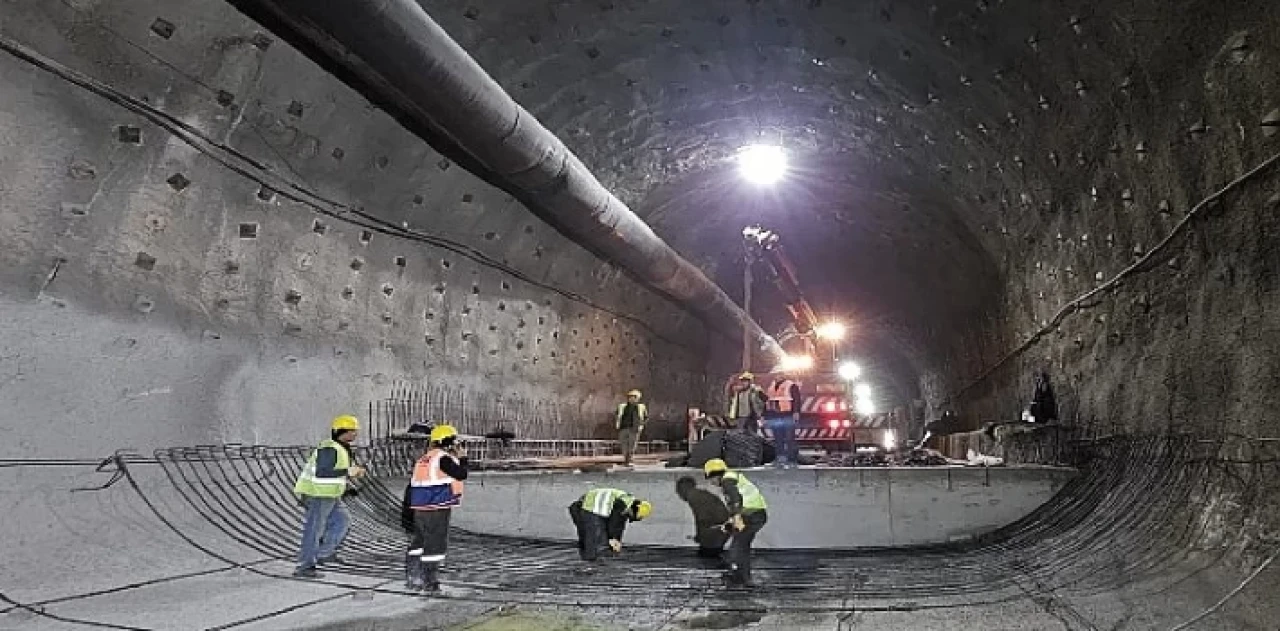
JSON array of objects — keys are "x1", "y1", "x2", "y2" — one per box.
[{"x1": 453, "y1": 465, "x2": 1077, "y2": 548}]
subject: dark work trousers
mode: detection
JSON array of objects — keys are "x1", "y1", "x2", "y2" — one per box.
[
  {"x1": 410, "y1": 509, "x2": 453, "y2": 562},
  {"x1": 765, "y1": 413, "x2": 798, "y2": 466},
  {"x1": 727, "y1": 510, "x2": 768, "y2": 584},
  {"x1": 568, "y1": 500, "x2": 607, "y2": 561},
  {"x1": 736, "y1": 415, "x2": 761, "y2": 436}
]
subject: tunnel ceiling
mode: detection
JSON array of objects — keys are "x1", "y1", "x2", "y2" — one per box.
[{"x1": 412, "y1": 0, "x2": 1244, "y2": 402}]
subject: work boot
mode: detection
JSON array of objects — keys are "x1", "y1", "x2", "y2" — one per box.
[
  {"x1": 292, "y1": 566, "x2": 322, "y2": 579},
  {"x1": 318, "y1": 554, "x2": 343, "y2": 565},
  {"x1": 423, "y1": 562, "x2": 441, "y2": 593},
  {"x1": 405, "y1": 555, "x2": 426, "y2": 591}
]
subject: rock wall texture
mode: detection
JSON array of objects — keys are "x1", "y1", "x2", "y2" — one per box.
[{"x1": 0, "y1": 0, "x2": 712, "y2": 456}]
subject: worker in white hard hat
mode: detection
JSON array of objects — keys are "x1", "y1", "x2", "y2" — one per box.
[
  {"x1": 292, "y1": 415, "x2": 366, "y2": 578},
  {"x1": 727, "y1": 372, "x2": 766, "y2": 435},
  {"x1": 405, "y1": 424, "x2": 469, "y2": 592},
  {"x1": 616, "y1": 389, "x2": 649, "y2": 466}
]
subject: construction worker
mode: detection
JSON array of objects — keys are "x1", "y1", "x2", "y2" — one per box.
[
  {"x1": 616, "y1": 389, "x2": 649, "y2": 466},
  {"x1": 292, "y1": 415, "x2": 366, "y2": 578},
  {"x1": 675, "y1": 476, "x2": 730, "y2": 565},
  {"x1": 405, "y1": 424, "x2": 468, "y2": 592},
  {"x1": 703, "y1": 458, "x2": 768, "y2": 588},
  {"x1": 766, "y1": 372, "x2": 802, "y2": 468},
  {"x1": 568, "y1": 488, "x2": 652, "y2": 564},
  {"x1": 727, "y1": 372, "x2": 766, "y2": 435}
]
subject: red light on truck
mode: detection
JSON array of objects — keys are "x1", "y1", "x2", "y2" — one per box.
[
  {"x1": 826, "y1": 419, "x2": 839, "y2": 429},
  {"x1": 840, "y1": 401, "x2": 848, "y2": 411},
  {"x1": 824, "y1": 401, "x2": 837, "y2": 412},
  {"x1": 842, "y1": 420, "x2": 852, "y2": 428}
]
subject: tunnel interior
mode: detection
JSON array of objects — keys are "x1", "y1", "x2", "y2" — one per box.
[{"x1": 2, "y1": 0, "x2": 1280, "y2": 628}]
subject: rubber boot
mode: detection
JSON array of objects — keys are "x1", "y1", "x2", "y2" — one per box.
[
  {"x1": 404, "y1": 554, "x2": 425, "y2": 591},
  {"x1": 423, "y1": 561, "x2": 441, "y2": 593}
]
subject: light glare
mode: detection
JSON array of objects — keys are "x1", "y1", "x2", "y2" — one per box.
[
  {"x1": 838, "y1": 361, "x2": 862, "y2": 381},
  {"x1": 778, "y1": 354, "x2": 815, "y2": 372},
  {"x1": 815, "y1": 321, "x2": 847, "y2": 340},
  {"x1": 854, "y1": 383, "x2": 872, "y2": 399},
  {"x1": 737, "y1": 145, "x2": 788, "y2": 185},
  {"x1": 856, "y1": 397, "x2": 876, "y2": 415}
]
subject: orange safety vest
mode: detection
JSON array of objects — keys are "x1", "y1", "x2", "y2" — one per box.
[
  {"x1": 408, "y1": 448, "x2": 464, "y2": 510},
  {"x1": 768, "y1": 380, "x2": 798, "y2": 413}
]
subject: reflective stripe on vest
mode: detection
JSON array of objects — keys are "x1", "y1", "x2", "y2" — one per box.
[
  {"x1": 293, "y1": 439, "x2": 350, "y2": 498},
  {"x1": 616, "y1": 403, "x2": 648, "y2": 424},
  {"x1": 723, "y1": 471, "x2": 767, "y2": 511},
  {"x1": 768, "y1": 380, "x2": 797, "y2": 413},
  {"x1": 583, "y1": 488, "x2": 634, "y2": 518},
  {"x1": 408, "y1": 449, "x2": 464, "y2": 510}
]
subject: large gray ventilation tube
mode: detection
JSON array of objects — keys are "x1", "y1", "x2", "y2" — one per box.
[{"x1": 226, "y1": 0, "x2": 783, "y2": 364}]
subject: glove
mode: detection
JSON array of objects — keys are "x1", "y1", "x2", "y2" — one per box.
[
  {"x1": 348, "y1": 465, "x2": 366, "y2": 479},
  {"x1": 731, "y1": 515, "x2": 746, "y2": 532},
  {"x1": 608, "y1": 539, "x2": 622, "y2": 553}
]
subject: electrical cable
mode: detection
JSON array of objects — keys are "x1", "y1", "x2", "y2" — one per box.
[
  {"x1": 948, "y1": 149, "x2": 1280, "y2": 403},
  {"x1": 0, "y1": 33, "x2": 692, "y2": 350}
]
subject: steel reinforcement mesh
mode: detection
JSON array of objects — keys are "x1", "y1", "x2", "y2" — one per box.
[{"x1": 99, "y1": 435, "x2": 1273, "y2": 614}]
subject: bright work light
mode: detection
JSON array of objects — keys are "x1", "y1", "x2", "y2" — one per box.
[{"x1": 737, "y1": 144, "x2": 788, "y2": 185}]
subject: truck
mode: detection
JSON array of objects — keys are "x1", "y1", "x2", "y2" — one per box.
[{"x1": 718, "y1": 225, "x2": 898, "y2": 453}]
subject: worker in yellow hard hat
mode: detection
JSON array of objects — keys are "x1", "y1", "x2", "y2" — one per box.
[
  {"x1": 727, "y1": 372, "x2": 766, "y2": 435},
  {"x1": 568, "y1": 488, "x2": 652, "y2": 567},
  {"x1": 703, "y1": 458, "x2": 768, "y2": 588},
  {"x1": 292, "y1": 415, "x2": 366, "y2": 578},
  {"x1": 404, "y1": 423, "x2": 469, "y2": 592},
  {"x1": 615, "y1": 389, "x2": 649, "y2": 467}
]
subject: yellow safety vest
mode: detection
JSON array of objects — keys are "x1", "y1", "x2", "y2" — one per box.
[
  {"x1": 616, "y1": 403, "x2": 648, "y2": 426},
  {"x1": 293, "y1": 439, "x2": 350, "y2": 499},
  {"x1": 728, "y1": 385, "x2": 764, "y2": 418},
  {"x1": 583, "y1": 488, "x2": 635, "y2": 518},
  {"x1": 724, "y1": 471, "x2": 767, "y2": 512}
]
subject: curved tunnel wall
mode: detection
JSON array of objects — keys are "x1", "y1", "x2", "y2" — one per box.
[
  {"x1": 0, "y1": 0, "x2": 717, "y2": 455},
  {"x1": 2, "y1": 0, "x2": 1280, "y2": 627}
]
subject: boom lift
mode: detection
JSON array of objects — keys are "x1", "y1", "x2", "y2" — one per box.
[{"x1": 732, "y1": 225, "x2": 896, "y2": 450}]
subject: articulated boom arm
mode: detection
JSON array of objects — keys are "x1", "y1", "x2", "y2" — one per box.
[{"x1": 743, "y1": 225, "x2": 820, "y2": 357}]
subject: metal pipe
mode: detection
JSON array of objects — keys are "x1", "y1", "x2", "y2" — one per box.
[{"x1": 224, "y1": 0, "x2": 783, "y2": 363}]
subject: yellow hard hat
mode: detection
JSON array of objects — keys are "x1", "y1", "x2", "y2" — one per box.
[
  {"x1": 331, "y1": 415, "x2": 359, "y2": 432},
  {"x1": 634, "y1": 500, "x2": 652, "y2": 521},
  {"x1": 627, "y1": 389, "x2": 642, "y2": 398},
  {"x1": 738, "y1": 372, "x2": 754, "y2": 381},
  {"x1": 430, "y1": 424, "x2": 458, "y2": 443},
  {"x1": 703, "y1": 458, "x2": 728, "y2": 476}
]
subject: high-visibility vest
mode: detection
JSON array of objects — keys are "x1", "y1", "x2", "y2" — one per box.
[
  {"x1": 767, "y1": 380, "x2": 798, "y2": 413},
  {"x1": 408, "y1": 449, "x2": 464, "y2": 510},
  {"x1": 582, "y1": 488, "x2": 635, "y2": 518},
  {"x1": 616, "y1": 403, "x2": 648, "y2": 426},
  {"x1": 293, "y1": 439, "x2": 350, "y2": 499},
  {"x1": 728, "y1": 385, "x2": 764, "y2": 418},
  {"x1": 723, "y1": 471, "x2": 767, "y2": 511}
]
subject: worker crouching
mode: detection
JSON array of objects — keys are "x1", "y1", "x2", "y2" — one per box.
[
  {"x1": 704, "y1": 458, "x2": 768, "y2": 588},
  {"x1": 568, "y1": 488, "x2": 652, "y2": 564},
  {"x1": 405, "y1": 424, "x2": 468, "y2": 592}
]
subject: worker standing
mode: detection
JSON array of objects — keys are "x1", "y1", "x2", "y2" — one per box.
[
  {"x1": 616, "y1": 389, "x2": 649, "y2": 467},
  {"x1": 405, "y1": 424, "x2": 468, "y2": 592},
  {"x1": 765, "y1": 372, "x2": 802, "y2": 468},
  {"x1": 726, "y1": 372, "x2": 766, "y2": 435},
  {"x1": 292, "y1": 415, "x2": 366, "y2": 578},
  {"x1": 568, "y1": 488, "x2": 652, "y2": 563},
  {"x1": 703, "y1": 458, "x2": 768, "y2": 588}
]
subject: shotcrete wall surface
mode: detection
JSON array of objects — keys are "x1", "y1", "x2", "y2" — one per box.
[{"x1": 451, "y1": 466, "x2": 1077, "y2": 548}]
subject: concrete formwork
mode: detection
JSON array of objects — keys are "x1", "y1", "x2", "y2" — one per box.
[{"x1": 452, "y1": 466, "x2": 1077, "y2": 548}]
